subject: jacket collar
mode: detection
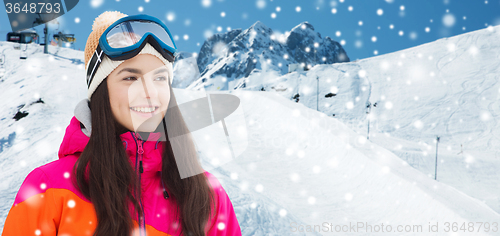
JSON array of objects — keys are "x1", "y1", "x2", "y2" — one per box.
[{"x1": 58, "y1": 99, "x2": 164, "y2": 177}]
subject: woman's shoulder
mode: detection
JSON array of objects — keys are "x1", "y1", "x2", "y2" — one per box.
[
  {"x1": 203, "y1": 171, "x2": 222, "y2": 189},
  {"x1": 202, "y1": 170, "x2": 230, "y2": 197},
  {"x1": 34, "y1": 155, "x2": 80, "y2": 187},
  {"x1": 14, "y1": 155, "x2": 88, "y2": 206}
]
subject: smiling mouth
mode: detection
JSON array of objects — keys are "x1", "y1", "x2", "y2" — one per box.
[{"x1": 130, "y1": 106, "x2": 159, "y2": 113}]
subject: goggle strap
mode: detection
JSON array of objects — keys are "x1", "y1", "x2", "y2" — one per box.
[{"x1": 87, "y1": 44, "x2": 104, "y2": 88}]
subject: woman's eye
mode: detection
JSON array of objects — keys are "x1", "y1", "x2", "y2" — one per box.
[
  {"x1": 155, "y1": 76, "x2": 168, "y2": 81},
  {"x1": 123, "y1": 77, "x2": 137, "y2": 81}
]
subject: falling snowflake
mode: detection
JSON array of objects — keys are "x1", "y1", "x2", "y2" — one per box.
[
  {"x1": 231, "y1": 172, "x2": 238, "y2": 180},
  {"x1": 442, "y1": 13, "x2": 456, "y2": 27},
  {"x1": 409, "y1": 31, "x2": 418, "y2": 40},
  {"x1": 67, "y1": 200, "x2": 76, "y2": 208},
  {"x1": 413, "y1": 120, "x2": 424, "y2": 129},
  {"x1": 308, "y1": 196, "x2": 316, "y2": 204},
  {"x1": 346, "y1": 101, "x2": 354, "y2": 109},
  {"x1": 354, "y1": 40, "x2": 363, "y2": 48},
  {"x1": 385, "y1": 101, "x2": 393, "y2": 109},
  {"x1": 358, "y1": 70, "x2": 367, "y2": 77},
  {"x1": 279, "y1": 209, "x2": 287, "y2": 217},
  {"x1": 201, "y1": 0, "x2": 211, "y2": 8},
  {"x1": 345, "y1": 193, "x2": 353, "y2": 201},
  {"x1": 255, "y1": 184, "x2": 264, "y2": 192},
  {"x1": 90, "y1": 0, "x2": 103, "y2": 8},
  {"x1": 446, "y1": 43, "x2": 456, "y2": 52},
  {"x1": 203, "y1": 29, "x2": 213, "y2": 39},
  {"x1": 290, "y1": 173, "x2": 300, "y2": 182},
  {"x1": 256, "y1": 0, "x2": 266, "y2": 9}
]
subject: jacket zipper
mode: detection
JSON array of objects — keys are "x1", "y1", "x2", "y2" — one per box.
[{"x1": 132, "y1": 132, "x2": 146, "y2": 236}]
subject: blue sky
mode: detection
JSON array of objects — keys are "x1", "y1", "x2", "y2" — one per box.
[{"x1": 1, "y1": 0, "x2": 499, "y2": 61}]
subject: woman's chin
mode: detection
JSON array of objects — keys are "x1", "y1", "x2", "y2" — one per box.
[{"x1": 131, "y1": 113, "x2": 163, "y2": 132}]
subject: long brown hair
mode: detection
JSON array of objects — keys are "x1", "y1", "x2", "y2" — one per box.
[{"x1": 74, "y1": 76, "x2": 216, "y2": 236}]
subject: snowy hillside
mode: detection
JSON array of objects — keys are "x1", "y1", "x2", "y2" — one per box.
[
  {"x1": 238, "y1": 24, "x2": 500, "y2": 216},
  {"x1": 174, "y1": 21, "x2": 349, "y2": 91},
  {"x1": 2, "y1": 22, "x2": 500, "y2": 235}
]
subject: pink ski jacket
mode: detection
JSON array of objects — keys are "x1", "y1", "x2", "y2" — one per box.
[{"x1": 2, "y1": 99, "x2": 242, "y2": 236}]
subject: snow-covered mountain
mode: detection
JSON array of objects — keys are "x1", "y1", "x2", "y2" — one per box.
[
  {"x1": 173, "y1": 21, "x2": 349, "y2": 91},
  {"x1": 2, "y1": 25, "x2": 500, "y2": 235}
]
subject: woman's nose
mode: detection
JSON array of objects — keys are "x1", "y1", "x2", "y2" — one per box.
[{"x1": 140, "y1": 77, "x2": 158, "y2": 98}]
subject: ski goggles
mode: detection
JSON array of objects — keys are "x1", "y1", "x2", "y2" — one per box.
[{"x1": 86, "y1": 14, "x2": 177, "y2": 88}]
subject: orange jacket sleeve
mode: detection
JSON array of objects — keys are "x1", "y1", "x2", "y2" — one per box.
[{"x1": 2, "y1": 168, "x2": 60, "y2": 236}]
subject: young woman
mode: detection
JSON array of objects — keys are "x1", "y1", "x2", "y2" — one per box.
[{"x1": 2, "y1": 11, "x2": 242, "y2": 236}]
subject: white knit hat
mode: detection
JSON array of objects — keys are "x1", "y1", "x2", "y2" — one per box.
[{"x1": 84, "y1": 11, "x2": 173, "y2": 101}]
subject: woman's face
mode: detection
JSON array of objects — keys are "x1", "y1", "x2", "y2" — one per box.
[{"x1": 107, "y1": 54, "x2": 171, "y2": 133}]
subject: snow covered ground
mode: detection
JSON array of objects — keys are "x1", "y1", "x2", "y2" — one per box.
[
  {"x1": 243, "y1": 24, "x2": 500, "y2": 221},
  {"x1": 1, "y1": 25, "x2": 500, "y2": 235}
]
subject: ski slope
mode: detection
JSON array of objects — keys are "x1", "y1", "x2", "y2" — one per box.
[{"x1": 246, "y1": 24, "x2": 500, "y2": 218}]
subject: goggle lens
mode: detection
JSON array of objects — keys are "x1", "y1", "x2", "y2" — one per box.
[{"x1": 106, "y1": 20, "x2": 175, "y2": 51}]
